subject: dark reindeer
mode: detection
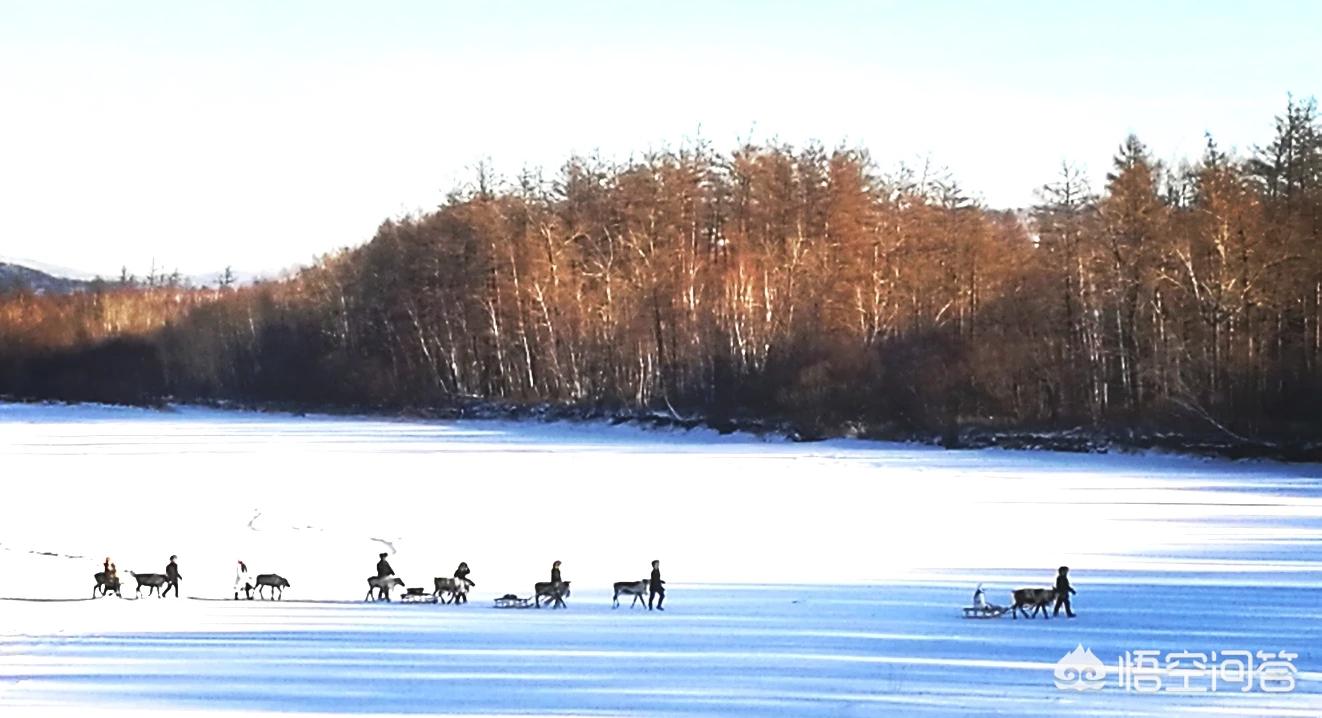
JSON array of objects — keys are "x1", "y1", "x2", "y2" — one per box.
[
  {"x1": 432, "y1": 577, "x2": 469, "y2": 604},
  {"x1": 93, "y1": 571, "x2": 121, "y2": 598},
  {"x1": 612, "y1": 579, "x2": 648, "y2": 609},
  {"x1": 366, "y1": 575, "x2": 404, "y2": 601},
  {"x1": 1010, "y1": 587, "x2": 1056, "y2": 619},
  {"x1": 254, "y1": 574, "x2": 290, "y2": 600},
  {"x1": 534, "y1": 580, "x2": 571, "y2": 608},
  {"x1": 130, "y1": 572, "x2": 170, "y2": 598}
]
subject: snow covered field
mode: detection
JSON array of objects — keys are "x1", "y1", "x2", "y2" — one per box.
[{"x1": 1, "y1": 403, "x2": 1319, "y2": 716}]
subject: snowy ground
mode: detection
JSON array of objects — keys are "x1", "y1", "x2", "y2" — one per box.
[{"x1": 1, "y1": 402, "x2": 1319, "y2": 716}]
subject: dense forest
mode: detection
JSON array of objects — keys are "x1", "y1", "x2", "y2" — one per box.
[{"x1": 2, "y1": 99, "x2": 1320, "y2": 448}]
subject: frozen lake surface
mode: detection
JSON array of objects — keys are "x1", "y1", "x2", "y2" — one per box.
[{"x1": 1, "y1": 403, "x2": 1319, "y2": 716}]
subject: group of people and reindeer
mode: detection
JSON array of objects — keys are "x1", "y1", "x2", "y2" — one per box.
[
  {"x1": 93, "y1": 555, "x2": 286, "y2": 600},
  {"x1": 966, "y1": 566, "x2": 1078, "y2": 619},
  {"x1": 95, "y1": 552, "x2": 666, "y2": 610},
  {"x1": 93, "y1": 555, "x2": 183, "y2": 598},
  {"x1": 366, "y1": 555, "x2": 666, "y2": 610},
  {"x1": 95, "y1": 554, "x2": 1077, "y2": 620}
]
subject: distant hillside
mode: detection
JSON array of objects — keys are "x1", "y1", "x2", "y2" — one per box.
[{"x1": 0, "y1": 262, "x2": 93, "y2": 294}]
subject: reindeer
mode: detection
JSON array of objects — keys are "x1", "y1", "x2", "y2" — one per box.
[
  {"x1": 130, "y1": 572, "x2": 170, "y2": 598},
  {"x1": 254, "y1": 574, "x2": 290, "y2": 600},
  {"x1": 1011, "y1": 587, "x2": 1056, "y2": 619},
  {"x1": 612, "y1": 579, "x2": 648, "y2": 609},
  {"x1": 93, "y1": 571, "x2": 121, "y2": 598},
  {"x1": 432, "y1": 577, "x2": 469, "y2": 605},
  {"x1": 366, "y1": 575, "x2": 404, "y2": 601},
  {"x1": 534, "y1": 580, "x2": 570, "y2": 608}
]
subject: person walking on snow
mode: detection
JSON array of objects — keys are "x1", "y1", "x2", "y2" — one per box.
[
  {"x1": 234, "y1": 560, "x2": 252, "y2": 600},
  {"x1": 1053, "y1": 566, "x2": 1077, "y2": 618},
  {"x1": 648, "y1": 560, "x2": 665, "y2": 611},
  {"x1": 163, "y1": 555, "x2": 182, "y2": 598},
  {"x1": 453, "y1": 561, "x2": 474, "y2": 604}
]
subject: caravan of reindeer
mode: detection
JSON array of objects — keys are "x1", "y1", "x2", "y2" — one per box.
[
  {"x1": 90, "y1": 558, "x2": 623, "y2": 612},
  {"x1": 90, "y1": 558, "x2": 1074, "y2": 619}
]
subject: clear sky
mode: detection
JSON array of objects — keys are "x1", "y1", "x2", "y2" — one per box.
[{"x1": 1, "y1": 1, "x2": 1318, "y2": 278}]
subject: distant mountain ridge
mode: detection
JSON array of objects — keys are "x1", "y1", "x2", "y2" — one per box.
[
  {"x1": 0, "y1": 259, "x2": 271, "y2": 294},
  {"x1": 0, "y1": 261, "x2": 93, "y2": 294}
]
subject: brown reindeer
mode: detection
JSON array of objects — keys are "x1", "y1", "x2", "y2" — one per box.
[{"x1": 1011, "y1": 587, "x2": 1056, "y2": 619}]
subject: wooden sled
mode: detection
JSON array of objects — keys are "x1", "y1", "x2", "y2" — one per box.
[
  {"x1": 962, "y1": 604, "x2": 1010, "y2": 619},
  {"x1": 493, "y1": 594, "x2": 534, "y2": 609},
  {"x1": 400, "y1": 587, "x2": 438, "y2": 604}
]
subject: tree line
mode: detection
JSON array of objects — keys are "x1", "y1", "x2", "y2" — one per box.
[{"x1": 2, "y1": 98, "x2": 1320, "y2": 442}]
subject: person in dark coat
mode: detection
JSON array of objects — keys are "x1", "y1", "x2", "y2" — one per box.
[
  {"x1": 376, "y1": 552, "x2": 394, "y2": 578},
  {"x1": 453, "y1": 561, "x2": 474, "y2": 604},
  {"x1": 454, "y1": 561, "x2": 474, "y2": 587},
  {"x1": 648, "y1": 559, "x2": 665, "y2": 611},
  {"x1": 1053, "y1": 566, "x2": 1077, "y2": 617},
  {"x1": 163, "y1": 555, "x2": 182, "y2": 598},
  {"x1": 550, "y1": 560, "x2": 562, "y2": 584}
]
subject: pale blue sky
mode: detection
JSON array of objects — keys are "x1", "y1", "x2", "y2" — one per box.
[{"x1": 1, "y1": 1, "x2": 1318, "y2": 278}]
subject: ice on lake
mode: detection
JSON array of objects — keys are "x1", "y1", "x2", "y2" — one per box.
[{"x1": 1, "y1": 403, "x2": 1319, "y2": 716}]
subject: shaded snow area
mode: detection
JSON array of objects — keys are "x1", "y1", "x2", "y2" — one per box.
[{"x1": 1, "y1": 403, "x2": 1319, "y2": 716}]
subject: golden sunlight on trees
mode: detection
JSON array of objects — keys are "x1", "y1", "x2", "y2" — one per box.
[{"x1": 2, "y1": 100, "x2": 1320, "y2": 443}]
